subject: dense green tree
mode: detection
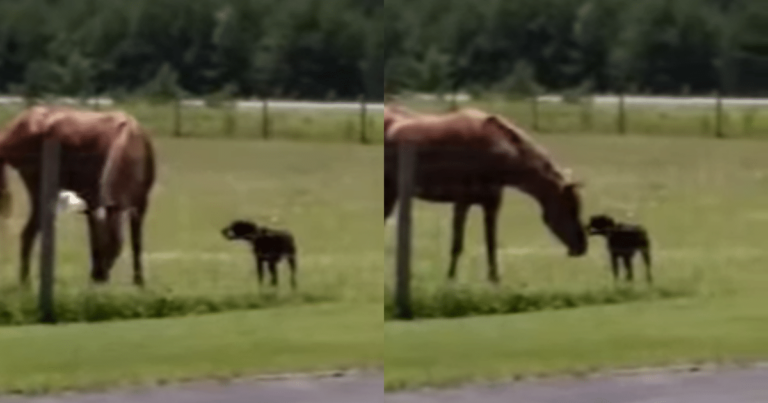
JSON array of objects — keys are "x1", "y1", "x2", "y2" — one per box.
[
  {"x1": 0, "y1": 0, "x2": 382, "y2": 100},
  {"x1": 384, "y1": 0, "x2": 768, "y2": 96}
]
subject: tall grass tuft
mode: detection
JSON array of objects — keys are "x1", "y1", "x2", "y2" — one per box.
[
  {"x1": 0, "y1": 286, "x2": 333, "y2": 326},
  {"x1": 384, "y1": 283, "x2": 693, "y2": 321}
]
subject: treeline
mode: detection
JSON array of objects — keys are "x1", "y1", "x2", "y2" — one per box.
[
  {"x1": 384, "y1": 0, "x2": 768, "y2": 97},
  {"x1": 0, "y1": 0, "x2": 383, "y2": 101}
]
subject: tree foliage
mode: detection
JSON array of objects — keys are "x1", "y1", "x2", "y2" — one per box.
[
  {"x1": 384, "y1": 0, "x2": 768, "y2": 96},
  {"x1": 0, "y1": 0, "x2": 383, "y2": 100}
]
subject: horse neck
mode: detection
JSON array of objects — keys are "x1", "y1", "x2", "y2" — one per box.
[{"x1": 514, "y1": 168, "x2": 565, "y2": 210}]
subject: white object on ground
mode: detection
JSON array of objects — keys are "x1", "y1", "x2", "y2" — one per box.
[{"x1": 57, "y1": 190, "x2": 86, "y2": 213}]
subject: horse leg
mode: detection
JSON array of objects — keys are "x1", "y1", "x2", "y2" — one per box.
[
  {"x1": 384, "y1": 173, "x2": 397, "y2": 220},
  {"x1": 19, "y1": 203, "x2": 40, "y2": 287},
  {"x1": 482, "y1": 193, "x2": 502, "y2": 284},
  {"x1": 447, "y1": 202, "x2": 470, "y2": 281},
  {"x1": 86, "y1": 211, "x2": 105, "y2": 283},
  {"x1": 102, "y1": 209, "x2": 125, "y2": 283},
  {"x1": 129, "y1": 202, "x2": 148, "y2": 286}
]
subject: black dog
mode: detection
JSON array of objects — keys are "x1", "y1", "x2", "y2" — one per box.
[
  {"x1": 221, "y1": 219, "x2": 298, "y2": 289},
  {"x1": 586, "y1": 214, "x2": 652, "y2": 284}
]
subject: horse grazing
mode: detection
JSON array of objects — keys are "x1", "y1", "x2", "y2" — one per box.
[
  {"x1": 0, "y1": 105, "x2": 156, "y2": 286},
  {"x1": 384, "y1": 107, "x2": 588, "y2": 283}
]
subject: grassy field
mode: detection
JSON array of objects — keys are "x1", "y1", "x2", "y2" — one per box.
[
  {"x1": 0, "y1": 137, "x2": 382, "y2": 324},
  {"x1": 384, "y1": 133, "x2": 768, "y2": 389},
  {"x1": 396, "y1": 96, "x2": 768, "y2": 138},
  {"x1": 0, "y1": 303, "x2": 380, "y2": 394},
  {"x1": 0, "y1": 104, "x2": 383, "y2": 393}
]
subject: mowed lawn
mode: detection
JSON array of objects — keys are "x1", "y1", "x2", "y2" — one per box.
[
  {"x1": 385, "y1": 134, "x2": 768, "y2": 390},
  {"x1": 0, "y1": 138, "x2": 383, "y2": 393},
  {"x1": 0, "y1": 138, "x2": 383, "y2": 300}
]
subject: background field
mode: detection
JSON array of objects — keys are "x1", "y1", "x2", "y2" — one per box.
[
  {"x1": 0, "y1": 100, "x2": 385, "y2": 144},
  {"x1": 395, "y1": 95, "x2": 768, "y2": 139},
  {"x1": 384, "y1": 131, "x2": 768, "y2": 389},
  {"x1": 0, "y1": 103, "x2": 384, "y2": 393},
  {"x1": 0, "y1": 133, "x2": 382, "y2": 322}
]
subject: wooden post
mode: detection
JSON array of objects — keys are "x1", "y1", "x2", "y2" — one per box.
[
  {"x1": 262, "y1": 98, "x2": 270, "y2": 139},
  {"x1": 224, "y1": 101, "x2": 237, "y2": 137},
  {"x1": 715, "y1": 90, "x2": 724, "y2": 138},
  {"x1": 394, "y1": 141, "x2": 416, "y2": 320},
  {"x1": 531, "y1": 95, "x2": 540, "y2": 132},
  {"x1": 618, "y1": 91, "x2": 627, "y2": 135},
  {"x1": 38, "y1": 137, "x2": 61, "y2": 324},
  {"x1": 173, "y1": 96, "x2": 181, "y2": 137},
  {"x1": 359, "y1": 95, "x2": 368, "y2": 144}
]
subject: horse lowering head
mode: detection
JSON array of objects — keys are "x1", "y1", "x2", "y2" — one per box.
[
  {"x1": 483, "y1": 115, "x2": 588, "y2": 257},
  {"x1": 542, "y1": 181, "x2": 588, "y2": 257}
]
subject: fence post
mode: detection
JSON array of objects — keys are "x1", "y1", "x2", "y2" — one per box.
[
  {"x1": 618, "y1": 91, "x2": 627, "y2": 135},
  {"x1": 262, "y1": 98, "x2": 270, "y2": 139},
  {"x1": 224, "y1": 100, "x2": 237, "y2": 137},
  {"x1": 173, "y1": 96, "x2": 182, "y2": 137},
  {"x1": 359, "y1": 95, "x2": 368, "y2": 144},
  {"x1": 394, "y1": 141, "x2": 416, "y2": 320},
  {"x1": 38, "y1": 137, "x2": 61, "y2": 324},
  {"x1": 530, "y1": 95, "x2": 540, "y2": 132},
  {"x1": 715, "y1": 91, "x2": 724, "y2": 138}
]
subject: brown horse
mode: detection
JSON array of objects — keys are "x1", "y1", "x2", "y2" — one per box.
[
  {"x1": 0, "y1": 105, "x2": 156, "y2": 286},
  {"x1": 384, "y1": 106, "x2": 587, "y2": 283}
]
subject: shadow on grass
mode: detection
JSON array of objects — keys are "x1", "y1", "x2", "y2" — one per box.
[
  {"x1": 384, "y1": 283, "x2": 694, "y2": 321},
  {"x1": 0, "y1": 285, "x2": 333, "y2": 326}
]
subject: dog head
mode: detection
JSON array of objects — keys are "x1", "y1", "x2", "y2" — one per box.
[
  {"x1": 221, "y1": 219, "x2": 262, "y2": 241},
  {"x1": 585, "y1": 214, "x2": 617, "y2": 235}
]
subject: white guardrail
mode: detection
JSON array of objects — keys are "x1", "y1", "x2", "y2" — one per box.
[{"x1": 0, "y1": 96, "x2": 384, "y2": 112}]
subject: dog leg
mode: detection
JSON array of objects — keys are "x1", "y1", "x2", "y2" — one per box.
[
  {"x1": 288, "y1": 255, "x2": 297, "y2": 290},
  {"x1": 268, "y1": 260, "x2": 278, "y2": 287},
  {"x1": 610, "y1": 252, "x2": 620, "y2": 283},
  {"x1": 641, "y1": 247, "x2": 653, "y2": 284},
  {"x1": 256, "y1": 258, "x2": 265, "y2": 286},
  {"x1": 622, "y1": 254, "x2": 634, "y2": 282}
]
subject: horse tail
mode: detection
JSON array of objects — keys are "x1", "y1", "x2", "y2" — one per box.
[{"x1": 99, "y1": 116, "x2": 144, "y2": 216}]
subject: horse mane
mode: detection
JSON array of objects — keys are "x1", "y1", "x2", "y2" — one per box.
[{"x1": 469, "y1": 109, "x2": 571, "y2": 185}]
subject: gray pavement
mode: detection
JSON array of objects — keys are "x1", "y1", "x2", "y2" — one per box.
[
  {"x1": 3, "y1": 366, "x2": 768, "y2": 403},
  {"x1": 0, "y1": 373, "x2": 384, "y2": 403},
  {"x1": 387, "y1": 366, "x2": 768, "y2": 403}
]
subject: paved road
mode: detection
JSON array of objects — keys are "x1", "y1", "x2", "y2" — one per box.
[
  {"x1": 3, "y1": 366, "x2": 768, "y2": 403},
  {"x1": 387, "y1": 366, "x2": 768, "y2": 403},
  {"x1": 0, "y1": 373, "x2": 383, "y2": 403}
]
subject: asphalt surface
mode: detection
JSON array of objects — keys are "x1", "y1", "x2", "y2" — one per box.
[
  {"x1": 3, "y1": 366, "x2": 768, "y2": 403},
  {"x1": 387, "y1": 366, "x2": 768, "y2": 403},
  {"x1": 0, "y1": 374, "x2": 384, "y2": 403}
]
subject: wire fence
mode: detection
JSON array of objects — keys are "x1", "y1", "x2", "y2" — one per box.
[
  {"x1": 0, "y1": 95, "x2": 384, "y2": 144},
  {"x1": 391, "y1": 92, "x2": 768, "y2": 139}
]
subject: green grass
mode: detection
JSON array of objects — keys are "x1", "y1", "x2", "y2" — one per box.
[
  {"x1": 0, "y1": 138, "x2": 382, "y2": 324},
  {"x1": 384, "y1": 133, "x2": 768, "y2": 389},
  {"x1": 397, "y1": 96, "x2": 768, "y2": 138},
  {"x1": 0, "y1": 101, "x2": 385, "y2": 143},
  {"x1": 0, "y1": 303, "x2": 380, "y2": 394}
]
